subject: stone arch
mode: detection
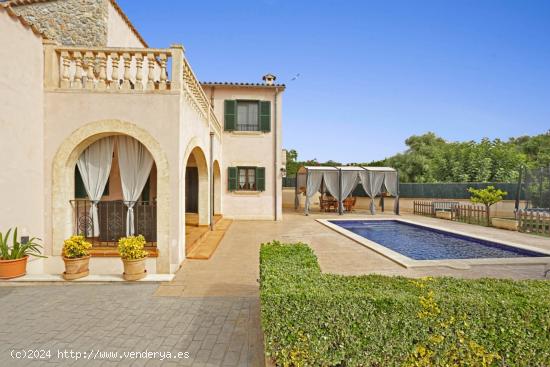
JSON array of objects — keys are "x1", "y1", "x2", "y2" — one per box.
[
  {"x1": 183, "y1": 143, "x2": 209, "y2": 229},
  {"x1": 51, "y1": 119, "x2": 170, "y2": 273}
]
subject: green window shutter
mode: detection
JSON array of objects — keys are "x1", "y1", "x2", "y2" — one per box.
[
  {"x1": 141, "y1": 176, "x2": 150, "y2": 201},
  {"x1": 256, "y1": 167, "x2": 266, "y2": 191},
  {"x1": 259, "y1": 101, "x2": 271, "y2": 132},
  {"x1": 224, "y1": 100, "x2": 237, "y2": 131},
  {"x1": 75, "y1": 168, "x2": 108, "y2": 198},
  {"x1": 75, "y1": 168, "x2": 87, "y2": 198},
  {"x1": 228, "y1": 167, "x2": 237, "y2": 191}
]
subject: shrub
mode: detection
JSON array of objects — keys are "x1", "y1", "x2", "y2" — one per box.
[
  {"x1": 118, "y1": 235, "x2": 148, "y2": 260},
  {"x1": 260, "y1": 241, "x2": 550, "y2": 366},
  {"x1": 0, "y1": 228, "x2": 45, "y2": 260},
  {"x1": 62, "y1": 235, "x2": 92, "y2": 259}
]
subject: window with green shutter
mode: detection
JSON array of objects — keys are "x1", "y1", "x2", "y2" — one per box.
[
  {"x1": 228, "y1": 166, "x2": 266, "y2": 191},
  {"x1": 224, "y1": 100, "x2": 271, "y2": 132},
  {"x1": 256, "y1": 167, "x2": 266, "y2": 191},
  {"x1": 228, "y1": 167, "x2": 238, "y2": 191},
  {"x1": 259, "y1": 101, "x2": 271, "y2": 132},
  {"x1": 224, "y1": 100, "x2": 237, "y2": 131}
]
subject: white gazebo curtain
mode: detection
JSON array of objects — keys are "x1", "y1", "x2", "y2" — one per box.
[
  {"x1": 340, "y1": 171, "x2": 359, "y2": 212},
  {"x1": 117, "y1": 136, "x2": 154, "y2": 236},
  {"x1": 358, "y1": 170, "x2": 385, "y2": 214},
  {"x1": 304, "y1": 171, "x2": 323, "y2": 215},
  {"x1": 76, "y1": 137, "x2": 115, "y2": 236},
  {"x1": 383, "y1": 171, "x2": 399, "y2": 212}
]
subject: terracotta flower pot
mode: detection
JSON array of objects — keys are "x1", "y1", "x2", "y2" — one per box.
[
  {"x1": 122, "y1": 257, "x2": 147, "y2": 281},
  {"x1": 0, "y1": 256, "x2": 29, "y2": 279},
  {"x1": 63, "y1": 255, "x2": 90, "y2": 280}
]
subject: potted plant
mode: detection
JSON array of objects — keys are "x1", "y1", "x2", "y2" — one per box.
[
  {"x1": 0, "y1": 228, "x2": 45, "y2": 279},
  {"x1": 62, "y1": 235, "x2": 92, "y2": 280},
  {"x1": 118, "y1": 235, "x2": 148, "y2": 281}
]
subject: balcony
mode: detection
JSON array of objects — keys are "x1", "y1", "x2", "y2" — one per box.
[{"x1": 43, "y1": 41, "x2": 222, "y2": 136}]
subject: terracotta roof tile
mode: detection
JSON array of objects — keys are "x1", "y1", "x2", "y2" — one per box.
[
  {"x1": 7, "y1": 0, "x2": 148, "y2": 47},
  {"x1": 200, "y1": 81, "x2": 286, "y2": 89}
]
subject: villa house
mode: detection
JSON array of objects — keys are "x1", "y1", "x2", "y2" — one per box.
[{"x1": 0, "y1": 0, "x2": 285, "y2": 275}]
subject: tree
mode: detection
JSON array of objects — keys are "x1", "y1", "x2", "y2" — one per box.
[{"x1": 468, "y1": 186, "x2": 507, "y2": 226}]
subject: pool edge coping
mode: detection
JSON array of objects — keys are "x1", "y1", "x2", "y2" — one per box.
[{"x1": 316, "y1": 218, "x2": 550, "y2": 270}]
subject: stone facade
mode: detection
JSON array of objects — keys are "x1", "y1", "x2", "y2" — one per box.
[{"x1": 11, "y1": 0, "x2": 108, "y2": 46}]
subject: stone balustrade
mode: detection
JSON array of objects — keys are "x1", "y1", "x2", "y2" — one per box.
[
  {"x1": 183, "y1": 58, "x2": 221, "y2": 136},
  {"x1": 51, "y1": 46, "x2": 172, "y2": 91},
  {"x1": 43, "y1": 42, "x2": 222, "y2": 135}
]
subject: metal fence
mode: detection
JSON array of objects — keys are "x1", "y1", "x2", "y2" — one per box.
[
  {"x1": 399, "y1": 182, "x2": 520, "y2": 200},
  {"x1": 70, "y1": 199, "x2": 157, "y2": 247},
  {"x1": 285, "y1": 177, "x2": 521, "y2": 201},
  {"x1": 283, "y1": 176, "x2": 297, "y2": 188}
]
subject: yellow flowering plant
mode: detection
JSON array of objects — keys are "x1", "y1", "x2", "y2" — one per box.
[
  {"x1": 118, "y1": 235, "x2": 148, "y2": 260},
  {"x1": 63, "y1": 235, "x2": 92, "y2": 258}
]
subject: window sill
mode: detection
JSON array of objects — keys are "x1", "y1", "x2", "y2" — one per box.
[
  {"x1": 229, "y1": 131, "x2": 265, "y2": 136},
  {"x1": 90, "y1": 247, "x2": 158, "y2": 258},
  {"x1": 231, "y1": 190, "x2": 263, "y2": 195}
]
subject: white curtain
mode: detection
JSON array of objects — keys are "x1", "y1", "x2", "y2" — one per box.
[
  {"x1": 304, "y1": 171, "x2": 323, "y2": 215},
  {"x1": 359, "y1": 170, "x2": 385, "y2": 214},
  {"x1": 323, "y1": 171, "x2": 340, "y2": 198},
  {"x1": 117, "y1": 136, "x2": 154, "y2": 236},
  {"x1": 383, "y1": 172, "x2": 398, "y2": 196},
  {"x1": 76, "y1": 137, "x2": 114, "y2": 236},
  {"x1": 340, "y1": 171, "x2": 359, "y2": 212},
  {"x1": 384, "y1": 171, "x2": 399, "y2": 213}
]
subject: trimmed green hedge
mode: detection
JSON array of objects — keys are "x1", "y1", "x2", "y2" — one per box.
[{"x1": 259, "y1": 242, "x2": 550, "y2": 367}]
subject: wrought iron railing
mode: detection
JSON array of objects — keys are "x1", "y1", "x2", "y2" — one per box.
[{"x1": 70, "y1": 199, "x2": 157, "y2": 247}]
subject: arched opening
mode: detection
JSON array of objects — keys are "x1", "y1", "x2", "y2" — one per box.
[
  {"x1": 213, "y1": 160, "x2": 222, "y2": 215},
  {"x1": 52, "y1": 120, "x2": 171, "y2": 273},
  {"x1": 72, "y1": 136, "x2": 157, "y2": 247},
  {"x1": 184, "y1": 146, "x2": 209, "y2": 230}
]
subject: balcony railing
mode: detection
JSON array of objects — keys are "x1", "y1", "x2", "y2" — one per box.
[{"x1": 70, "y1": 199, "x2": 157, "y2": 247}]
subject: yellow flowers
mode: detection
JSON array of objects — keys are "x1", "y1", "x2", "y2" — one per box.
[
  {"x1": 407, "y1": 277, "x2": 500, "y2": 367},
  {"x1": 63, "y1": 235, "x2": 92, "y2": 258},
  {"x1": 118, "y1": 235, "x2": 148, "y2": 260}
]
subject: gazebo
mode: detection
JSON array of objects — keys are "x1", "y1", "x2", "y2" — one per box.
[{"x1": 295, "y1": 166, "x2": 400, "y2": 215}]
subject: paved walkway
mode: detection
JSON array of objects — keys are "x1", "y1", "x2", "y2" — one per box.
[{"x1": 0, "y1": 284, "x2": 261, "y2": 367}]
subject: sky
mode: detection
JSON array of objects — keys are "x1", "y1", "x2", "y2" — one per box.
[{"x1": 118, "y1": 0, "x2": 550, "y2": 163}]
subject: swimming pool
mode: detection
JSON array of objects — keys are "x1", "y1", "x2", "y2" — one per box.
[{"x1": 327, "y1": 220, "x2": 548, "y2": 261}]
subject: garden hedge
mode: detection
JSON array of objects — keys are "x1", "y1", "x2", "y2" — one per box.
[{"x1": 259, "y1": 241, "x2": 550, "y2": 367}]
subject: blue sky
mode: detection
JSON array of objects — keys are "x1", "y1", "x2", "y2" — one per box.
[{"x1": 118, "y1": 0, "x2": 550, "y2": 163}]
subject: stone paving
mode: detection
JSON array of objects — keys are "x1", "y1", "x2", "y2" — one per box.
[
  {"x1": 1, "y1": 210, "x2": 549, "y2": 367},
  {"x1": 0, "y1": 284, "x2": 263, "y2": 367}
]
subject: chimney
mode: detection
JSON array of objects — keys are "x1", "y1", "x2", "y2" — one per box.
[{"x1": 262, "y1": 73, "x2": 276, "y2": 86}]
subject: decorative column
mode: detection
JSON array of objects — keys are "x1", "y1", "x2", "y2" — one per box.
[
  {"x1": 83, "y1": 51, "x2": 95, "y2": 89},
  {"x1": 159, "y1": 53, "x2": 167, "y2": 90},
  {"x1": 60, "y1": 51, "x2": 71, "y2": 89},
  {"x1": 135, "y1": 53, "x2": 143, "y2": 90},
  {"x1": 110, "y1": 52, "x2": 120, "y2": 89},
  {"x1": 72, "y1": 51, "x2": 83, "y2": 89},
  {"x1": 121, "y1": 52, "x2": 132, "y2": 90},
  {"x1": 97, "y1": 52, "x2": 107, "y2": 90},
  {"x1": 146, "y1": 52, "x2": 155, "y2": 90}
]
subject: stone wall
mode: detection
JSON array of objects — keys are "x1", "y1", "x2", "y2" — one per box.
[{"x1": 11, "y1": 0, "x2": 108, "y2": 46}]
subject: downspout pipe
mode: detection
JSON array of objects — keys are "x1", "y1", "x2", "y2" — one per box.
[
  {"x1": 209, "y1": 131, "x2": 214, "y2": 231},
  {"x1": 273, "y1": 87, "x2": 279, "y2": 221}
]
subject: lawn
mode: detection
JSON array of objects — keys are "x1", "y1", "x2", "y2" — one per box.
[{"x1": 259, "y1": 242, "x2": 550, "y2": 367}]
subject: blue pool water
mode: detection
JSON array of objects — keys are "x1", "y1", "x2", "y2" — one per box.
[{"x1": 329, "y1": 220, "x2": 547, "y2": 260}]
